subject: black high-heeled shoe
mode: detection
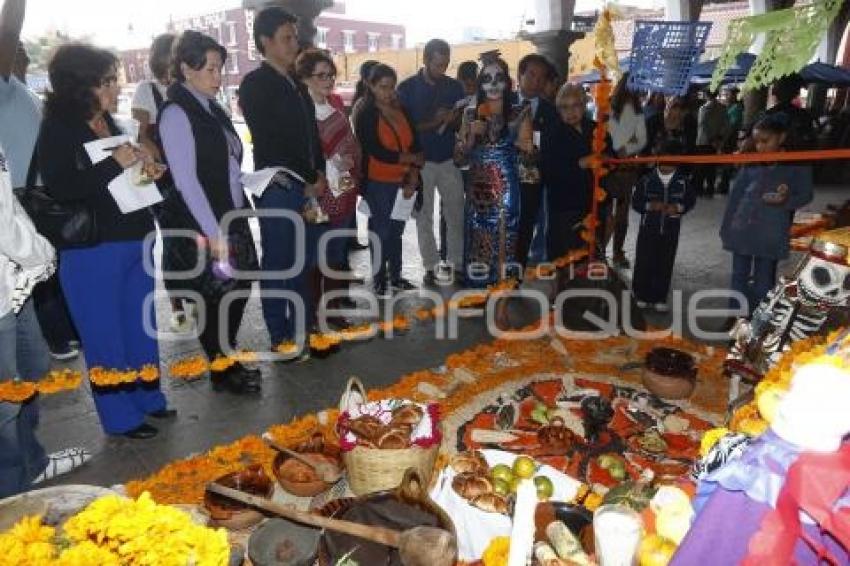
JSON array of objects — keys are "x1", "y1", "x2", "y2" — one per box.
[
  {"x1": 123, "y1": 423, "x2": 158, "y2": 439},
  {"x1": 148, "y1": 408, "x2": 177, "y2": 420}
]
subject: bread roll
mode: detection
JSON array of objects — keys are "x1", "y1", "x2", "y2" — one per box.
[
  {"x1": 390, "y1": 404, "x2": 424, "y2": 427},
  {"x1": 470, "y1": 492, "x2": 508, "y2": 514},
  {"x1": 449, "y1": 451, "x2": 488, "y2": 475}
]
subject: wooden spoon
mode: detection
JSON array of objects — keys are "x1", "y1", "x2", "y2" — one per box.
[
  {"x1": 263, "y1": 435, "x2": 342, "y2": 483},
  {"x1": 206, "y1": 484, "x2": 457, "y2": 566}
]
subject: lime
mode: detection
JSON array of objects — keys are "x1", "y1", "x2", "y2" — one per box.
[
  {"x1": 597, "y1": 454, "x2": 617, "y2": 469},
  {"x1": 493, "y1": 478, "x2": 510, "y2": 496},
  {"x1": 608, "y1": 462, "x2": 626, "y2": 481},
  {"x1": 490, "y1": 464, "x2": 514, "y2": 484},
  {"x1": 533, "y1": 475, "x2": 554, "y2": 500},
  {"x1": 512, "y1": 456, "x2": 537, "y2": 479}
]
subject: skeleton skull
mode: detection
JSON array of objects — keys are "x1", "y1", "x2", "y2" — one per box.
[
  {"x1": 797, "y1": 255, "x2": 850, "y2": 307},
  {"x1": 480, "y1": 63, "x2": 507, "y2": 101}
]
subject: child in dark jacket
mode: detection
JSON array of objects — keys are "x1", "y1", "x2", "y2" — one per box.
[
  {"x1": 719, "y1": 113, "x2": 813, "y2": 314},
  {"x1": 632, "y1": 140, "x2": 696, "y2": 311}
]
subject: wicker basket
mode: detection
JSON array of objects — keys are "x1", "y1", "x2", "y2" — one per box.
[
  {"x1": 337, "y1": 377, "x2": 440, "y2": 495},
  {"x1": 343, "y1": 442, "x2": 440, "y2": 496}
]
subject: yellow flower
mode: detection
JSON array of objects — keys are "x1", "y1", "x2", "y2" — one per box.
[
  {"x1": 0, "y1": 515, "x2": 56, "y2": 566},
  {"x1": 62, "y1": 492, "x2": 229, "y2": 566},
  {"x1": 482, "y1": 536, "x2": 511, "y2": 566},
  {"x1": 699, "y1": 427, "x2": 730, "y2": 457},
  {"x1": 55, "y1": 541, "x2": 120, "y2": 565},
  {"x1": 584, "y1": 492, "x2": 604, "y2": 512}
]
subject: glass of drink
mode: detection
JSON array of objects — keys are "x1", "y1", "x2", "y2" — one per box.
[{"x1": 593, "y1": 504, "x2": 643, "y2": 566}]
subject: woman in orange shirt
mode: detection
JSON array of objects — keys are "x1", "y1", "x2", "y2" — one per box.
[{"x1": 355, "y1": 64, "x2": 424, "y2": 297}]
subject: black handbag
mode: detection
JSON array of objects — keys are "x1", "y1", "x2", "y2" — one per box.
[
  {"x1": 13, "y1": 147, "x2": 98, "y2": 250},
  {"x1": 153, "y1": 183, "x2": 258, "y2": 300}
]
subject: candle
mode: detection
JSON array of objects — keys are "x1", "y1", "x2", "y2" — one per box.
[{"x1": 507, "y1": 479, "x2": 536, "y2": 566}]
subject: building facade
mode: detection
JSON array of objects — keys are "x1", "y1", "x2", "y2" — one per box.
[{"x1": 119, "y1": 2, "x2": 405, "y2": 113}]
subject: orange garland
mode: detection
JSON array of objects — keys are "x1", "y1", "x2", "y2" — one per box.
[
  {"x1": 88, "y1": 364, "x2": 160, "y2": 388},
  {"x1": 584, "y1": 60, "x2": 613, "y2": 258},
  {"x1": 0, "y1": 369, "x2": 84, "y2": 403},
  {"x1": 0, "y1": 380, "x2": 38, "y2": 403}
]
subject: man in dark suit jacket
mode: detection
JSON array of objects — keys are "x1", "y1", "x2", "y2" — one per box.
[
  {"x1": 511, "y1": 54, "x2": 559, "y2": 270},
  {"x1": 239, "y1": 6, "x2": 327, "y2": 352}
]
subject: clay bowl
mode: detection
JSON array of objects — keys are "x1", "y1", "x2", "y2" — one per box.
[
  {"x1": 642, "y1": 347, "x2": 697, "y2": 400},
  {"x1": 204, "y1": 464, "x2": 275, "y2": 530},
  {"x1": 248, "y1": 518, "x2": 321, "y2": 566},
  {"x1": 315, "y1": 469, "x2": 456, "y2": 566},
  {"x1": 272, "y1": 435, "x2": 343, "y2": 498}
]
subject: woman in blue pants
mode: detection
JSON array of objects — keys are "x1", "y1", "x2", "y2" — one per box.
[{"x1": 38, "y1": 44, "x2": 171, "y2": 438}]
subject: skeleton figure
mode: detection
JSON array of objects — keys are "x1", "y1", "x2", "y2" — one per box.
[{"x1": 725, "y1": 233, "x2": 850, "y2": 411}]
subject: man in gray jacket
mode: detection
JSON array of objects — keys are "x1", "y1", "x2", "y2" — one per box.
[{"x1": 693, "y1": 90, "x2": 730, "y2": 198}]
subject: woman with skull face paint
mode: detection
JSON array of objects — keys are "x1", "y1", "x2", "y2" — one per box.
[
  {"x1": 720, "y1": 113, "x2": 813, "y2": 314},
  {"x1": 456, "y1": 52, "x2": 526, "y2": 287}
]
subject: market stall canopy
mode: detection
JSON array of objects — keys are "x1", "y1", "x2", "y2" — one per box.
[
  {"x1": 691, "y1": 57, "x2": 850, "y2": 88},
  {"x1": 798, "y1": 61, "x2": 850, "y2": 86},
  {"x1": 691, "y1": 53, "x2": 756, "y2": 84}
]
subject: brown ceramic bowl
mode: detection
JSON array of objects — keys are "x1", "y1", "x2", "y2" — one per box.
[
  {"x1": 642, "y1": 347, "x2": 697, "y2": 400},
  {"x1": 204, "y1": 464, "x2": 275, "y2": 530},
  {"x1": 272, "y1": 434, "x2": 343, "y2": 498}
]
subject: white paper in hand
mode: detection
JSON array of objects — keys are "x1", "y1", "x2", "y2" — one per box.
[
  {"x1": 357, "y1": 197, "x2": 371, "y2": 217},
  {"x1": 241, "y1": 167, "x2": 306, "y2": 198},
  {"x1": 390, "y1": 188, "x2": 416, "y2": 221},
  {"x1": 84, "y1": 136, "x2": 162, "y2": 214}
]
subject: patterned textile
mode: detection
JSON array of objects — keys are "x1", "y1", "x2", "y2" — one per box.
[
  {"x1": 464, "y1": 134, "x2": 521, "y2": 287},
  {"x1": 316, "y1": 108, "x2": 361, "y2": 226},
  {"x1": 627, "y1": 20, "x2": 712, "y2": 96},
  {"x1": 712, "y1": 0, "x2": 843, "y2": 92}
]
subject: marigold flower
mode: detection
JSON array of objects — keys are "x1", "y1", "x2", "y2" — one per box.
[
  {"x1": 482, "y1": 536, "x2": 511, "y2": 566},
  {"x1": 169, "y1": 355, "x2": 209, "y2": 379},
  {"x1": 0, "y1": 379, "x2": 38, "y2": 403}
]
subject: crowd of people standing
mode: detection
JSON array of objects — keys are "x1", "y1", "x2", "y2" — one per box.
[{"x1": 0, "y1": 0, "x2": 818, "y2": 499}]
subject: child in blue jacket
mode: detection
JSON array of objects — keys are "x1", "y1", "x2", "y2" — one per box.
[
  {"x1": 632, "y1": 140, "x2": 696, "y2": 311},
  {"x1": 719, "y1": 113, "x2": 813, "y2": 314}
]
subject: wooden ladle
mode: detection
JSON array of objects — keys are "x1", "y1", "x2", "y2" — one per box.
[
  {"x1": 262, "y1": 435, "x2": 342, "y2": 483},
  {"x1": 206, "y1": 484, "x2": 457, "y2": 566}
]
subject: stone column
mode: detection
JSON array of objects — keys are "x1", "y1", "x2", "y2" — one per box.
[
  {"x1": 243, "y1": 0, "x2": 332, "y2": 48},
  {"x1": 665, "y1": 0, "x2": 705, "y2": 21},
  {"x1": 522, "y1": 29, "x2": 585, "y2": 81},
  {"x1": 523, "y1": 0, "x2": 582, "y2": 80}
]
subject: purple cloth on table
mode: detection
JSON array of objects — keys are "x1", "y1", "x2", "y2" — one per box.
[
  {"x1": 159, "y1": 84, "x2": 244, "y2": 239},
  {"x1": 671, "y1": 487, "x2": 850, "y2": 565},
  {"x1": 693, "y1": 430, "x2": 801, "y2": 514}
]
